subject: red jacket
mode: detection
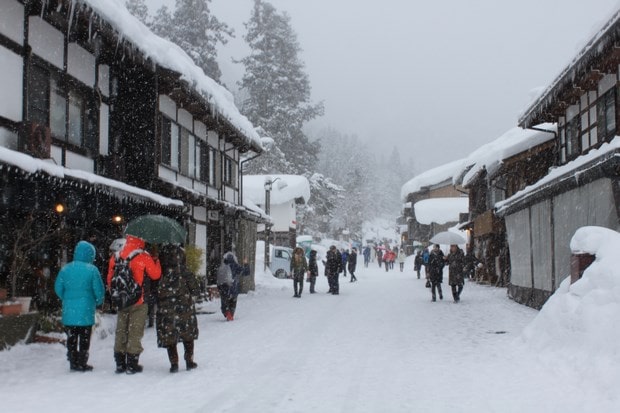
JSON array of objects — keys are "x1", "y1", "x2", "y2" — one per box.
[{"x1": 107, "y1": 235, "x2": 161, "y2": 305}]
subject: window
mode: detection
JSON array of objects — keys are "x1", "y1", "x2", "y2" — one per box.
[
  {"x1": 223, "y1": 155, "x2": 235, "y2": 187},
  {"x1": 597, "y1": 88, "x2": 616, "y2": 143},
  {"x1": 29, "y1": 64, "x2": 97, "y2": 151},
  {"x1": 565, "y1": 116, "x2": 581, "y2": 160},
  {"x1": 161, "y1": 115, "x2": 215, "y2": 183}
]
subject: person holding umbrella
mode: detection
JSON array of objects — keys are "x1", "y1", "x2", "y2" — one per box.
[{"x1": 107, "y1": 234, "x2": 161, "y2": 374}]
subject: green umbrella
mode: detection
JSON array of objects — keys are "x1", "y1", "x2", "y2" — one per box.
[{"x1": 124, "y1": 214, "x2": 187, "y2": 244}]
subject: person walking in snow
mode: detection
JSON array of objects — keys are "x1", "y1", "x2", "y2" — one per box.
[
  {"x1": 307, "y1": 250, "x2": 319, "y2": 293},
  {"x1": 445, "y1": 244, "x2": 466, "y2": 303},
  {"x1": 363, "y1": 245, "x2": 371, "y2": 267},
  {"x1": 376, "y1": 247, "x2": 383, "y2": 268},
  {"x1": 398, "y1": 248, "x2": 407, "y2": 272},
  {"x1": 54, "y1": 240, "x2": 105, "y2": 372},
  {"x1": 324, "y1": 245, "x2": 343, "y2": 294},
  {"x1": 156, "y1": 245, "x2": 199, "y2": 373},
  {"x1": 341, "y1": 249, "x2": 349, "y2": 277},
  {"x1": 107, "y1": 235, "x2": 162, "y2": 374},
  {"x1": 290, "y1": 247, "x2": 308, "y2": 297},
  {"x1": 428, "y1": 244, "x2": 445, "y2": 302},
  {"x1": 348, "y1": 247, "x2": 358, "y2": 282},
  {"x1": 414, "y1": 250, "x2": 423, "y2": 279},
  {"x1": 217, "y1": 251, "x2": 250, "y2": 320}
]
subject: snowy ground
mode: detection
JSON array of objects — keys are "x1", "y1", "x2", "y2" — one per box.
[{"x1": 1, "y1": 258, "x2": 618, "y2": 412}]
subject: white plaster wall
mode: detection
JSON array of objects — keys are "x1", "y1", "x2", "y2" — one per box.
[
  {"x1": 0, "y1": 46, "x2": 23, "y2": 122},
  {"x1": 0, "y1": 0, "x2": 24, "y2": 44},
  {"x1": 65, "y1": 151, "x2": 94, "y2": 172},
  {"x1": 67, "y1": 43, "x2": 95, "y2": 86},
  {"x1": 99, "y1": 103, "x2": 109, "y2": 155},
  {"x1": 29, "y1": 17, "x2": 64, "y2": 69}
]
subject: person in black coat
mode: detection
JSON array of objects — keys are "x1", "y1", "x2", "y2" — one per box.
[
  {"x1": 307, "y1": 250, "x2": 319, "y2": 293},
  {"x1": 348, "y1": 248, "x2": 358, "y2": 282},
  {"x1": 323, "y1": 245, "x2": 342, "y2": 294},
  {"x1": 414, "y1": 250, "x2": 423, "y2": 279},
  {"x1": 428, "y1": 244, "x2": 445, "y2": 302}
]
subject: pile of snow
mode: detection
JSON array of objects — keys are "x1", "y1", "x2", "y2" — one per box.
[
  {"x1": 414, "y1": 197, "x2": 468, "y2": 225},
  {"x1": 400, "y1": 158, "x2": 464, "y2": 201},
  {"x1": 522, "y1": 226, "x2": 620, "y2": 386}
]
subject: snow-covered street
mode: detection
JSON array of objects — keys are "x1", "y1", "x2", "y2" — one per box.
[{"x1": 1, "y1": 262, "x2": 616, "y2": 412}]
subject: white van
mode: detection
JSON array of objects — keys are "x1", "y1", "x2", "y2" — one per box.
[{"x1": 270, "y1": 246, "x2": 293, "y2": 279}]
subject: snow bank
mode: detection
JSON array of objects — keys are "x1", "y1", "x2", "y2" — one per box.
[
  {"x1": 414, "y1": 197, "x2": 468, "y2": 225},
  {"x1": 522, "y1": 226, "x2": 620, "y2": 388}
]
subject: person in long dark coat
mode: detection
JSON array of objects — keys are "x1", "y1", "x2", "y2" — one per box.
[
  {"x1": 428, "y1": 244, "x2": 445, "y2": 302},
  {"x1": 156, "y1": 245, "x2": 199, "y2": 373},
  {"x1": 414, "y1": 250, "x2": 423, "y2": 279},
  {"x1": 445, "y1": 244, "x2": 466, "y2": 303},
  {"x1": 307, "y1": 250, "x2": 319, "y2": 293},
  {"x1": 323, "y1": 245, "x2": 342, "y2": 294},
  {"x1": 348, "y1": 247, "x2": 358, "y2": 282}
]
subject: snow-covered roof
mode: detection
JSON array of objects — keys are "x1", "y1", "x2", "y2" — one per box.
[
  {"x1": 400, "y1": 159, "x2": 464, "y2": 201},
  {"x1": 243, "y1": 175, "x2": 311, "y2": 205},
  {"x1": 0, "y1": 146, "x2": 183, "y2": 207},
  {"x1": 414, "y1": 197, "x2": 469, "y2": 225},
  {"x1": 496, "y1": 136, "x2": 620, "y2": 215},
  {"x1": 454, "y1": 124, "x2": 556, "y2": 187},
  {"x1": 519, "y1": 8, "x2": 620, "y2": 127},
  {"x1": 76, "y1": 0, "x2": 261, "y2": 151}
]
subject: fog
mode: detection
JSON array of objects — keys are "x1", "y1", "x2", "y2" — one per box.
[{"x1": 150, "y1": 0, "x2": 620, "y2": 173}]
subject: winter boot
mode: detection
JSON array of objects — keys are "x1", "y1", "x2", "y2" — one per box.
[
  {"x1": 114, "y1": 352, "x2": 127, "y2": 374},
  {"x1": 167, "y1": 346, "x2": 179, "y2": 373},
  {"x1": 126, "y1": 354, "x2": 143, "y2": 374},
  {"x1": 169, "y1": 364, "x2": 179, "y2": 373},
  {"x1": 78, "y1": 351, "x2": 93, "y2": 371}
]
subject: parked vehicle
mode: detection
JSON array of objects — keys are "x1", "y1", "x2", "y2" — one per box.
[{"x1": 270, "y1": 246, "x2": 293, "y2": 279}]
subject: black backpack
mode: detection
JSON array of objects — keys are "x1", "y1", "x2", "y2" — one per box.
[{"x1": 110, "y1": 249, "x2": 143, "y2": 310}]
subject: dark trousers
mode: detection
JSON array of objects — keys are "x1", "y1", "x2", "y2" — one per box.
[
  {"x1": 308, "y1": 276, "x2": 316, "y2": 293},
  {"x1": 431, "y1": 282, "x2": 443, "y2": 301},
  {"x1": 349, "y1": 269, "x2": 357, "y2": 281},
  {"x1": 399, "y1": 262, "x2": 404, "y2": 272},
  {"x1": 451, "y1": 284, "x2": 464, "y2": 301},
  {"x1": 65, "y1": 326, "x2": 92, "y2": 367},
  {"x1": 327, "y1": 274, "x2": 339, "y2": 294},
  {"x1": 218, "y1": 284, "x2": 238, "y2": 315},
  {"x1": 293, "y1": 273, "x2": 304, "y2": 296},
  {"x1": 167, "y1": 340, "x2": 194, "y2": 365}
]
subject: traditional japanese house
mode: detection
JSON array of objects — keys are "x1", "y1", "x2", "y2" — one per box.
[
  {"x1": 454, "y1": 126, "x2": 556, "y2": 286},
  {"x1": 400, "y1": 159, "x2": 469, "y2": 248},
  {"x1": 497, "y1": 8, "x2": 620, "y2": 309},
  {"x1": 0, "y1": 0, "x2": 263, "y2": 305}
]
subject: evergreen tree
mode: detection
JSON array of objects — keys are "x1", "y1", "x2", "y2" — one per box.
[
  {"x1": 239, "y1": 0, "x2": 323, "y2": 176},
  {"x1": 150, "y1": 0, "x2": 233, "y2": 83},
  {"x1": 125, "y1": 0, "x2": 149, "y2": 24}
]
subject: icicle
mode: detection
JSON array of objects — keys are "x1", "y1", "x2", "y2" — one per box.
[{"x1": 67, "y1": 0, "x2": 77, "y2": 37}]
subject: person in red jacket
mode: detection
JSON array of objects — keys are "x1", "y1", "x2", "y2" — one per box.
[{"x1": 107, "y1": 235, "x2": 161, "y2": 374}]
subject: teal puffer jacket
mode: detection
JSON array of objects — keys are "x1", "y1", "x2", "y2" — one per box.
[{"x1": 54, "y1": 241, "x2": 105, "y2": 326}]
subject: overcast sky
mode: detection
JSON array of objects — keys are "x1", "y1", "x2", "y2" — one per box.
[{"x1": 150, "y1": 0, "x2": 620, "y2": 174}]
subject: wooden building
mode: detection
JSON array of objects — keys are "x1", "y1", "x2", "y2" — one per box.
[
  {"x1": 496, "y1": 9, "x2": 620, "y2": 309},
  {"x1": 455, "y1": 127, "x2": 556, "y2": 286},
  {"x1": 0, "y1": 0, "x2": 263, "y2": 304}
]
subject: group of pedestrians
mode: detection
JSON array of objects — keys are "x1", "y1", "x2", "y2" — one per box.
[
  {"x1": 289, "y1": 245, "x2": 359, "y2": 297},
  {"x1": 423, "y1": 244, "x2": 466, "y2": 303},
  {"x1": 54, "y1": 235, "x2": 248, "y2": 374}
]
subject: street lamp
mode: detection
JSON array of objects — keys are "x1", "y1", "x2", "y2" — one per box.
[{"x1": 264, "y1": 177, "x2": 279, "y2": 271}]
